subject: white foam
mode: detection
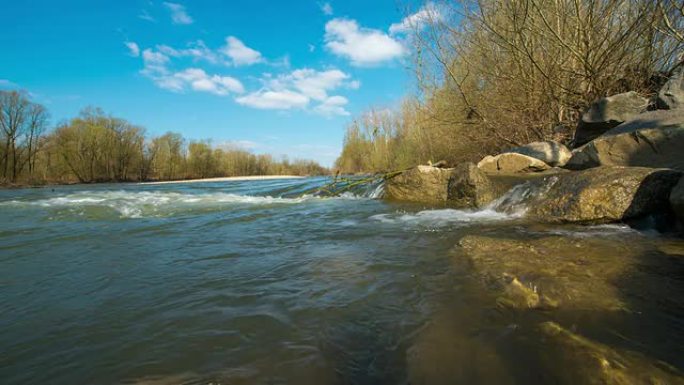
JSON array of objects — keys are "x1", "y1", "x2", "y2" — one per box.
[
  {"x1": 371, "y1": 208, "x2": 516, "y2": 227},
  {"x1": 0, "y1": 190, "x2": 320, "y2": 218}
]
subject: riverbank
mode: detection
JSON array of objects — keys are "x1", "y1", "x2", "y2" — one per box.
[{"x1": 0, "y1": 175, "x2": 309, "y2": 189}]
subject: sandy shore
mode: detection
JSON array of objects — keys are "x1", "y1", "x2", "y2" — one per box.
[{"x1": 138, "y1": 175, "x2": 305, "y2": 185}]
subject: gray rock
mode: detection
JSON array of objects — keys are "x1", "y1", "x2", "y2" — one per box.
[
  {"x1": 657, "y1": 69, "x2": 684, "y2": 110},
  {"x1": 566, "y1": 109, "x2": 684, "y2": 171},
  {"x1": 505, "y1": 141, "x2": 572, "y2": 167},
  {"x1": 573, "y1": 91, "x2": 648, "y2": 147},
  {"x1": 385, "y1": 165, "x2": 454, "y2": 203},
  {"x1": 526, "y1": 166, "x2": 682, "y2": 223},
  {"x1": 477, "y1": 153, "x2": 551, "y2": 173}
]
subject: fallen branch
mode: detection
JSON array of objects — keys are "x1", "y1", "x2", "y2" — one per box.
[{"x1": 314, "y1": 169, "x2": 407, "y2": 197}]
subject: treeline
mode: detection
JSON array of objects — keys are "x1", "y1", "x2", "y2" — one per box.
[
  {"x1": 0, "y1": 91, "x2": 326, "y2": 185},
  {"x1": 336, "y1": 0, "x2": 684, "y2": 173}
]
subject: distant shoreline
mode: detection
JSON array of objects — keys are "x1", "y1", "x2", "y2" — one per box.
[
  {"x1": 0, "y1": 175, "x2": 308, "y2": 189},
  {"x1": 138, "y1": 175, "x2": 306, "y2": 185}
]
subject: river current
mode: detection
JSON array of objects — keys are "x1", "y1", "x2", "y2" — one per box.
[{"x1": 1, "y1": 177, "x2": 683, "y2": 384}]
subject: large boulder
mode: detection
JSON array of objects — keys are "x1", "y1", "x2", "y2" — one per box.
[
  {"x1": 446, "y1": 162, "x2": 499, "y2": 208},
  {"x1": 567, "y1": 109, "x2": 684, "y2": 171},
  {"x1": 573, "y1": 91, "x2": 648, "y2": 147},
  {"x1": 385, "y1": 163, "x2": 555, "y2": 205},
  {"x1": 385, "y1": 165, "x2": 454, "y2": 203},
  {"x1": 477, "y1": 153, "x2": 551, "y2": 173},
  {"x1": 671, "y1": 177, "x2": 684, "y2": 225},
  {"x1": 657, "y1": 69, "x2": 684, "y2": 110},
  {"x1": 526, "y1": 166, "x2": 681, "y2": 223},
  {"x1": 504, "y1": 141, "x2": 572, "y2": 167}
]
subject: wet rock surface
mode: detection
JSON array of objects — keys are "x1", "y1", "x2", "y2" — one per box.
[
  {"x1": 446, "y1": 162, "x2": 499, "y2": 208},
  {"x1": 526, "y1": 167, "x2": 681, "y2": 223},
  {"x1": 385, "y1": 165, "x2": 454, "y2": 203}
]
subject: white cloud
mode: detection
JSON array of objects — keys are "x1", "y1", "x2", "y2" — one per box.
[
  {"x1": 174, "y1": 68, "x2": 244, "y2": 95},
  {"x1": 314, "y1": 95, "x2": 350, "y2": 117},
  {"x1": 163, "y1": 2, "x2": 193, "y2": 25},
  {"x1": 141, "y1": 48, "x2": 170, "y2": 75},
  {"x1": 320, "y1": 2, "x2": 334, "y2": 16},
  {"x1": 236, "y1": 89, "x2": 310, "y2": 110},
  {"x1": 325, "y1": 18, "x2": 405, "y2": 66},
  {"x1": 157, "y1": 40, "x2": 221, "y2": 64},
  {"x1": 125, "y1": 41, "x2": 140, "y2": 57},
  {"x1": 281, "y1": 68, "x2": 350, "y2": 100},
  {"x1": 140, "y1": 48, "x2": 243, "y2": 95},
  {"x1": 236, "y1": 68, "x2": 355, "y2": 116},
  {"x1": 138, "y1": 9, "x2": 156, "y2": 22},
  {"x1": 221, "y1": 36, "x2": 263, "y2": 66},
  {"x1": 389, "y1": 2, "x2": 442, "y2": 34}
]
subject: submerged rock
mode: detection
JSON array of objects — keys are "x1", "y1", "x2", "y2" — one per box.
[
  {"x1": 537, "y1": 322, "x2": 684, "y2": 385},
  {"x1": 573, "y1": 91, "x2": 648, "y2": 147},
  {"x1": 505, "y1": 141, "x2": 572, "y2": 167},
  {"x1": 456, "y1": 235, "x2": 640, "y2": 311},
  {"x1": 407, "y1": 313, "x2": 516, "y2": 385},
  {"x1": 385, "y1": 165, "x2": 454, "y2": 203},
  {"x1": 477, "y1": 153, "x2": 551, "y2": 173},
  {"x1": 527, "y1": 166, "x2": 681, "y2": 223},
  {"x1": 671, "y1": 177, "x2": 684, "y2": 225},
  {"x1": 567, "y1": 109, "x2": 684, "y2": 171}
]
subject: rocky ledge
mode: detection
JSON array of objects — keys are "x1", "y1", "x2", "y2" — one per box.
[{"x1": 385, "y1": 72, "x2": 684, "y2": 228}]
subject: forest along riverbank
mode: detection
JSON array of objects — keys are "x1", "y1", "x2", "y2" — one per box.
[{"x1": 0, "y1": 176, "x2": 683, "y2": 384}]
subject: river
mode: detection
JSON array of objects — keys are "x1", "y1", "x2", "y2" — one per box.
[{"x1": 1, "y1": 177, "x2": 683, "y2": 384}]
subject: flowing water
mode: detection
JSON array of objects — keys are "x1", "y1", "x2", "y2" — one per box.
[{"x1": 1, "y1": 177, "x2": 683, "y2": 384}]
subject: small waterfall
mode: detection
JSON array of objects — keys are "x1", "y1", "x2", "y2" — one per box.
[
  {"x1": 366, "y1": 183, "x2": 385, "y2": 199},
  {"x1": 488, "y1": 176, "x2": 558, "y2": 215}
]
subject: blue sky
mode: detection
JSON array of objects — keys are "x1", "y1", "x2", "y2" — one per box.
[{"x1": 0, "y1": 0, "x2": 433, "y2": 166}]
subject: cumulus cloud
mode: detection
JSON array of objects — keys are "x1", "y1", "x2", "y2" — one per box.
[
  {"x1": 140, "y1": 48, "x2": 243, "y2": 95},
  {"x1": 125, "y1": 41, "x2": 140, "y2": 57},
  {"x1": 389, "y1": 2, "x2": 442, "y2": 34},
  {"x1": 236, "y1": 68, "x2": 356, "y2": 116},
  {"x1": 236, "y1": 89, "x2": 310, "y2": 110},
  {"x1": 320, "y1": 2, "x2": 334, "y2": 16},
  {"x1": 221, "y1": 36, "x2": 263, "y2": 66},
  {"x1": 277, "y1": 68, "x2": 350, "y2": 100},
  {"x1": 163, "y1": 2, "x2": 193, "y2": 25},
  {"x1": 314, "y1": 95, "x2": 350, "y2": 117},
  {"x1": 324, "y1": 18, "x2": 405, "y2": 66},
  {"x1": 174, "y1": 68, "x2": 244, "y2": 95}
]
